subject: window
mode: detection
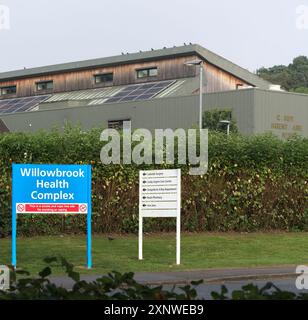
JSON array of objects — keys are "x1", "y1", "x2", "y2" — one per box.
[
  {"x1": 149, "y1": 68, "x2": 158, "y2": 77},
  {"x1": 0, "y1": 85, "x2": 17, "y2": 95},
  {"x1": 94, "y1": 73, "x2": 114, "y2": 84},
  {"x1": 108, "y1": 119, "x2": 131, "y2": 130},
  {"x1": 36, "y1": 80, "x2": 53, "y2": 91},
  {"x1": 136, "y1": 67, "x2": 158, "y2": 79}
]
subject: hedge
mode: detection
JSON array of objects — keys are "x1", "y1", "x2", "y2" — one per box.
[{"x1": 0, "y1": 126, "x2": 307, "y2": 237}]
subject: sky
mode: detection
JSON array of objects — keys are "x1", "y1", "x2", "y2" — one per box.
[{"x1": 0, "y1": 0, "x2": 307, "y2": 73}]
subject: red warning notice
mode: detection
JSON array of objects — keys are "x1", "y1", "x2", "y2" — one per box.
[{"x1": 16, "y1": 203, "x2": 88, "y2": 214}]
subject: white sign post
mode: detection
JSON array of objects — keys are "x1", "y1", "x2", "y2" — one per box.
[{"x1": 139, "y1": 169, "x2": 181, "y2": 265}]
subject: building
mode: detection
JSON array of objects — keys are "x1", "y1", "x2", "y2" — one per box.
[{"x1": 0, "y1": 44, "x2": 307, "y2": 138}]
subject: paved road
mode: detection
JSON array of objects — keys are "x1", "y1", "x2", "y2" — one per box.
[{"x1": 48, "y1": 265, "x2": 308, "y2": 299}]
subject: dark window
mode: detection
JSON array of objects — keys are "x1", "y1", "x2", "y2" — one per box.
[
  {"x1": 136, "y1": 67, "x2": 158, "y2": 79},
  {"x1": 94, "y1": 73, "x2": 114, "y2": 84},
  {"x1": 0, "y1": 85, "x2": 17, "y2": 95},
  {"x1": 36, "y1": 80, "x2": 53, "y2": 91},
  {"x1": 108, "y1": 119, "x2": 131, "y2": 130}
]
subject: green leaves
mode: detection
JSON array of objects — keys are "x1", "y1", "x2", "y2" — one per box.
[
  {"x1": 0, "y1": 256, "x2": 206, "y2": 300},
  {"x1": 0, "y1": 127, "x2": 307, "y2": 236},
  {"x1": 2, "y1": 256, "x2": 308, "y2": 300},
  {"x1": 38, "y1": 267, "x2": 52, "y2": 278},
  {"x1": 257, "y1": 55, "x2": 308, "y2": 92},
  {"x1": 211, "y1": 282, "x2": 304, "y2": 300},
  {"x1": 202, "y1": 109, "x2": 238, "y2": 133}
]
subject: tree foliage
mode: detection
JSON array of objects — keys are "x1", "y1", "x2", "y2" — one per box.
[
  {"x1": 202, "y1": 108, "x2": 238, "y2": 133},
  {"x1": 257, "y1": 56, "x2": 308, "y2": 92},
  {"x1": 1, "y1": 256, "x2": 308, "y2": 300}
]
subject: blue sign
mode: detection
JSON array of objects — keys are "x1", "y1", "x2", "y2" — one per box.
[{"x1": 11, "y1": 164, "x2": 92, "y2": 268}]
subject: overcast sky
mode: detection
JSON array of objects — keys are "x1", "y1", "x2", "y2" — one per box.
[{"x1": 0, "y1": 0, "x2": 307, "y2": 73}]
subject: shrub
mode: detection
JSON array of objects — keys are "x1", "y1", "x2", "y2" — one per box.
[
  {"x1": 202, "y1": 108, "x2": 238, "y2": 133},
  {"x1": 1, "y1": 257, "x2": 308, "y2": 300},
  {"x1": 0, "y1": 256, "x2": 201, "y2": 300},
  {"x1": 0, "y1": 126, "x2": 307, "y2": 236}
]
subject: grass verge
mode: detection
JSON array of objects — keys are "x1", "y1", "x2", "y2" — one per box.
[{"x1": 0, "y1": 232, "x2": 307, "y2": 275}]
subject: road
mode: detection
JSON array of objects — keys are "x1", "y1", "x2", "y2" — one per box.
[{"x1": 48, "y1": 265, "x2": 308, "y2": 299}]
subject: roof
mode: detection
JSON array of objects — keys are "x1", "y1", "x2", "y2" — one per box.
[
  {"x1": 0, "y1": 44, "x2": 270, "y2": 89},
  {"x1": 40, "y1": 79, "x2": 194, "y2": 108},
  {"x1": 0, "y1": 79, "x2": 194, "y2": 115},
  {"x1": 194, "y1": 45, "x2": 270, "y2": 89},
  {"x1": 42, "y1": 78, "x2": 196, "y2": 103}
]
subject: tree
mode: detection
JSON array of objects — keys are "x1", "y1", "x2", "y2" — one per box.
[
  {"x1": 290, "y1": 87, "x2": 308, "y2": 94},
  {"x1": 202, "y1": 108, "x2": 238, "y2": 133},
  {"x1": 257, "y1": 56, "x2": 308, "y2": 93}
]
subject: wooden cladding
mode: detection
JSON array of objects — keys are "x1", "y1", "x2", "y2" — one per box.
[
  {"x1": 0, "y1": 54, "x2": 253, "y2": 100},
  {"x1": 0, "y1": 56, "x2": 198, "y2": 99},
  {"x1": 204, "y1": 63, "x2": 248, "y2": 93},
  {"x1": 0, "y1": 119, "x2": 9, "y2": 132}
]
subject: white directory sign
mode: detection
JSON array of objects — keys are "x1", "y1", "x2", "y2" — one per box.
[{"x1": 139, "y1": 169, "x2": 181, "y2": 264}]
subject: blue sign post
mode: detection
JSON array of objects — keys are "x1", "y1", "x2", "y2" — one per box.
[{"x1": 12, "y1": 163, "x2": 92, "y2": 269}]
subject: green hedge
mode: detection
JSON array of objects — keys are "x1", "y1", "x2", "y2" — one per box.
[{"x1": 0, "y1": 126, "x2": 307, "y2": 237}]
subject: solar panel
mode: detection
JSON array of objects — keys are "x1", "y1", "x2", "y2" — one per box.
[
  {"x1": 138, "y1": 94, "x2": 155, "y2": 99},
  {"x1": 140, "y1": 83, "x2": 157, "y2": 89},
  {"x1": 0, "y1": 95, "x2": 50, "y2": 115},
  {"x1": 105, "y1": 80, "x2": 175, "y2": 104}
]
